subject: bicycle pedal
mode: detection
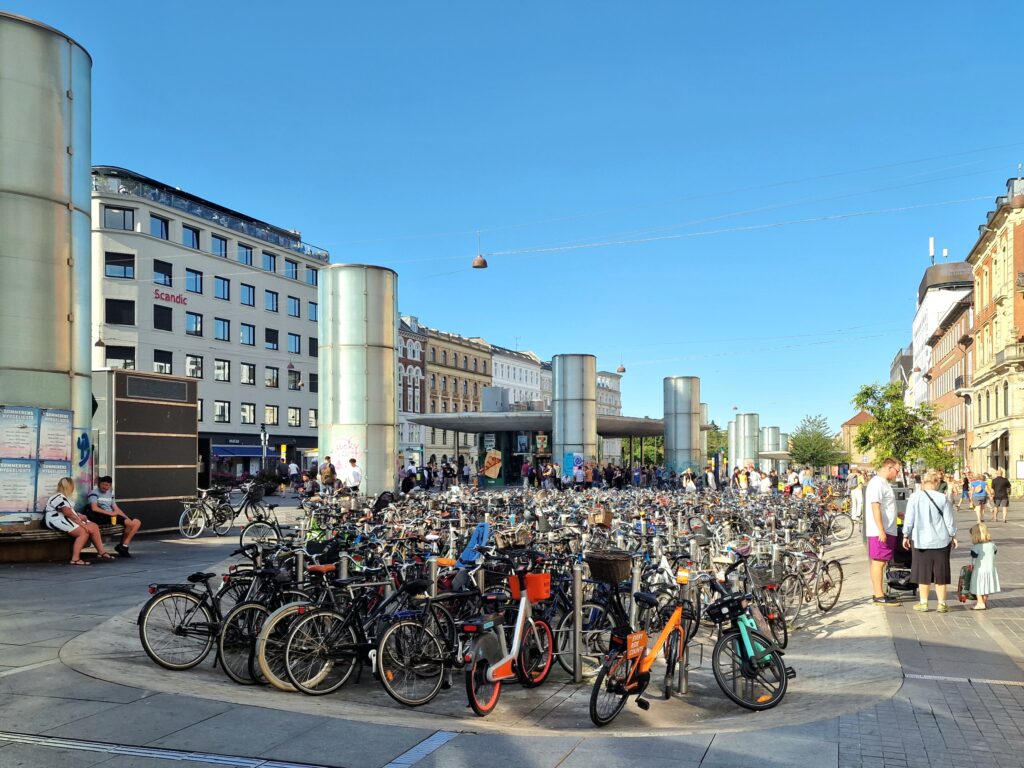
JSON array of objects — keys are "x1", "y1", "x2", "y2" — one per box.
[
  {"x1": 785, "y1": 666, "x2": 797, "y2": 680},
  {"x1": 635, "y1": 697, "x2": 650, "y2": 711}
]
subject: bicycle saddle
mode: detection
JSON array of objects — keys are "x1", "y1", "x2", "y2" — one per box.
[
  {"x1": 267, "y1": 504, "x2": 279, "y2": 510},
  {"x1": 400, "y1": 578, "x2": 431, "y2": 595},
  {"x1": 632, "y1": 591, "x2": 660, "y2": 608},
  {"x1": 187, "y1": 572, "x2": 216, "y2": 583},
  {"x1": 306, "y1": 563, "x2": 337, "y2": 574}
]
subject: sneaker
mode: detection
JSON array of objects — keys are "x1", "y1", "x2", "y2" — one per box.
[
  {"x1": 873, "y1": 595, "x2": 900, "y2": 606},
  {"x1": 115, "y1": 544, "x2": 132, "y2": 558},
  {"x1": 937, "y1": 602, "x2": 949, "y2": 613},
  {"x1": 913, "y1": 602, "x2": 930, "y2": 612}
]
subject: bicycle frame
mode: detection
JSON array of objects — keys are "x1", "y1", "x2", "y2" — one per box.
[{"x1": 485, "y1": 587, "x2": 535, "y2": 682}]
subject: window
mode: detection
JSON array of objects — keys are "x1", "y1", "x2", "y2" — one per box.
[
  {"x1": 105, "y1": 299, "x2": 135, "y2": 326},
  {"x1": 442, "y1": 376, "x2": 447, "y2": 392},
  {"x1": 288, "y1": 370, "x2": 302, "y2": 390},
  {"x1": 215, "y1": 276, "x2": 230, "y2": 300},
  {"x1": 308, "y1": 302, "x2": 318, "y2": 322},
  {"x1": 197, "y1": 398, "x2": 203, "y2": 422},
  {"x1": 153, "y1": 304, "x2": 172, "y2": 332},
  {"x1": 104, "y1": 252, "x2": 134, "y2": 279},
  {"x1": 265, "y1": 366, "x2": 279, "y2": 388},
  {"x1": 288, "y1": 333, "x2": 300, "y2": 354},
  {"x1": 186, "y1": 269, "x2": 203, "y2": 294},
  {"x1": 182, "y1": 225, "x2": 200, "y2": 249},
  {"x1": 463, "y1": 381, "x2": 468, "y2": 396},
  {"x1": 309, "y1": 337, "x2": 318, "y2": 357},
  {"x1": 150, "y1": 215, "x2": 169, "y2": 240},
  {"x1": 284, "y1": 259, "x2": 298, "y2": 280},
  {"x1": 430, "y1": 347, "x2": 436, "y2": 362},
  {"x1": 105, "y1": 345, "x2": 135, "y2": 370},
  {"x1": 309, "y1": 373, "x2": 318, "y2": 393},
  {"x1": 214, "y1": 359, "x2": 230, "y2": 381},
  {"x1": 463, "y1": 355, "x2": 468, "y2": 370},
  {"x1": 240, "y1": 363, "x2": 255, "y2": 385},
  {"x1": 308, "y1": 408, "x2": 318, "y2": 428},
  {"x1": 986, "y1": 391, "x2": 991, "y2": 421},
  {"x1": 306, "y1": 266, "x2": 318, "y2": 286},
  {"x1": 214, "y1": 400, "x2": 230, "y2": 423},
  {"x1": 288, "y1": 407, "x2": 301, "y2": 427},
  {"x1": 153, "y1": 349, "x2": 172, "y2": 374},
  {"x1": 104, "y1": 206, "x2": 134, "y2": 230},
  {"x1": 473, "y1": 382, "x2": 478, "y2": 396},
  {"x1": 265, "y1": 290, "x2": 278, "y2": 312},
  {"x1": 240, "y1": 283, "x2": 255, "y2": 306},
  {"x1": 473, "y1": 358, "x2": 478, "y2": 371},
  {"x1": 265, "y1": 328, "x2": 279, "y2": 350},
  {"x1": 214, "y1": 318, "x2": 230, "y2": 341},
  {"x1": 482, "y1": 361, "x2": 486, "y2": 374},
  {"x1": 240, "y1": 323, "x2": 255, "y2": 346},
  {"x1": 238, "y1": 243, "x2": 253, "y2": 265},
  {"x1": 264, "y1": 405, "x2": 279, "y2": 426},
  {"x1": 240, "y1": 403, "x2": 255, "y2": 424},
  {"x1": 262, "y1": 251, "x2": 276, "y2": 272},
  {"x1": 185, "y1": 354, "x2": 203, "y2": 378},
  {"x1": 287, "y1": 296, "x2": 300, "y2": 317},
  {"x1": 211, "y1": 235, "x2": 227, "y2": 258},
  {"x1": 153, "y1": 260, "x2": 173, "y2": 287},
  {"x1": 185, "y1": 311, "x2": 202, "y2": 336},
  {"x1": 1005, "y1": 381, "x2": 1010, "y2": 415},
  {"x1": 442, "y1": 351, "x2": 447, "y2": 365}
]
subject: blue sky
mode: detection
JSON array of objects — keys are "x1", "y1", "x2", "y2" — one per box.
[{"x1": 10, "y1": 1, "x2": 1024, "y2": 434}]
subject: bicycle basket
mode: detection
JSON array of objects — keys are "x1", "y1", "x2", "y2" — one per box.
[
  {"x1": 585, "y1": 550, "x2": 633, "y2": 584},
  {"x1": 248, "y1": 484, "x2": 265, "y2": 503},
  {"x1": 749, "y1": 563, "x2": 785, "y2": 588},
  {"x1": 493, "y1": 526, "x2": 532, "y2": 550},
  {"x1": 508, "y1": 572, "x2": 551, "y2": 602},
  {"x1": 704, "y1": 593, "x2": 747, "y2": 624}
]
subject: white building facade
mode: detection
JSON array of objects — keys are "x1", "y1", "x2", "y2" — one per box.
[
  {"x1": 597, "y1": 370, "x2": 623, "y2": 461},
  {"x1": 907, "y1": 263, "x2": 972, "y2": 407},
  {"x1": 490, "y1": 346, "x2": 542, "y2": 407},
  {"x1": 398, "y1": 316, "x2": 426, "y2": 470},
  {"x1": 539, "y1": 361, "x2": 553, "y2": 409}
]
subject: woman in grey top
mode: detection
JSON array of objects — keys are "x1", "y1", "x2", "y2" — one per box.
[{"x1": 902, "y1": 469, "x2": 958, "y2": 613}]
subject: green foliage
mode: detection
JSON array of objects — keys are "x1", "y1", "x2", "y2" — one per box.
[
  {"x1": 622, "y1": 435, "x2": 664, "y2": 466},
  {"x1": 788, "y1": 415, "x2": 848, "y2": 468},
  {"x1": 706, "y1": 425, "x2": 728, "y2": 457},
  {"x1": 851, "y1": 382, "x2": 958, "y2": 472}
]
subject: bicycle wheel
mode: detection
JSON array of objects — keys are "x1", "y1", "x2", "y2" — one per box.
[
  {"x1": 779, "y1": 574, "x2": 804, "y2": 628},
  {"x1": 377, "y1": 619, "x2": 446, "y2": 706},
  {"x1": 829, "y1": 514, "x2": 854, "y2": 542},
  {"x1": 240, "y1": 520, "x2": 280, "y2": 549},
  {"x1": 516, "y1": 619, "x2": 554, "y2": 688},
  {"x1": 218, "y1": 601, "x2": 269, "y2": 685},
  {"x1": 816, "y1": 560, "x2": 844, "y2": 613},
  {"x1": 711, "y1": 628, "x2": 788, "y2": 711},
  {"x1": 212, "y1": 504, "x2": 235, "y2": 536},
  {"x1": 178, "y1": 507, "x2": 205, "y2": 539},
  {"x1": 662, "y1": 626, "x2": 681, "y2": 699},
  {"x1": 465, "y1": 632, "x2": 503, "y2": 717},
  {"x1": 138, "y1": 590, "x2": 215, "y2": 670},
  {"x1": 759, "y1": 592, "x2": 788, "y2": 650},
  {"x1": 589, "y1": 650, "x2": 635, "y2": 727},
  {"x1": 255, "y1": 602, "x2": 308, "y2": 691},
  {"x1": 284, "y1": 608, "x2": 360, "y2": 695},
  {"x1": 554, "y1": 601, "x2": 614, "y2": 677}
]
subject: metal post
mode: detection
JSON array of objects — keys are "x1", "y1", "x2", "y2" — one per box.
[
  {"x1": 475, "y1": 568, "x2": 485, "y2": 593},
  {"x1": 295, "y1": 550, "x2": 305, "y2": 586},
  {"x1": 689, "y1": 536, "x2": 699, "y2": 566},
  {"x1": 428, "y1": 557, "x2": 438, "y2": 597},
  {"x1": 340, "y1": 557, "x2": 349, "y2": 580},
  {"x1": 572, "y1": 562, "x2": 583, "y2": 683},
  {"x1": 629, "y1": 562, "x2": 642, "y2": 627}
]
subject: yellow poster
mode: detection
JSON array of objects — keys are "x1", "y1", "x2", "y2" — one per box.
[{"x1": 482, "y1": 449, "x2": 502, "y2": 479}]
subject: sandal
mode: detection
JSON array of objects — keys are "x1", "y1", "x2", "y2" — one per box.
[
  {"x1": 69, "y1": 559, "x2": 90, "y2": 566},
  {"x1": 97, "y1": 552, "x2": 116, "y2": 560}
]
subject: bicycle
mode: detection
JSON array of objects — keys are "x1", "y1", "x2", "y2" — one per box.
[
  {"x1": 778, "y1": 546, "x2": 844, "y2": 628},
  {"x1": 177, "y1": 487, "x2": 234, "y2": 539},
  {"x1": 137, "y1": 571, "x2": 225, "y2": 670}
]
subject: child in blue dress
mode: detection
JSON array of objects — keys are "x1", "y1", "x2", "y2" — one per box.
[{"x1": 969, "y1": 523, "x2": 1000, "y2": 610}]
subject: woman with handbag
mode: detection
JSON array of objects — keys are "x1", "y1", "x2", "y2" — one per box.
[{"x1": 902, "y1": 469, "x2": 958, "y2": 613}]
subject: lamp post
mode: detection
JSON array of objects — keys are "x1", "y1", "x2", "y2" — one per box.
[{"x1": 260, "y1": 422, "x2": 268, "y2": 474}]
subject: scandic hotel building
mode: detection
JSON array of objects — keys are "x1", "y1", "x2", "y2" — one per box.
[{"x1": 90, "y1": 167, "x2": 325, "y2": 476}]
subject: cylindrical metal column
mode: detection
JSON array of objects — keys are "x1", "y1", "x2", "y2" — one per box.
[
  {"x1": 778, "y1": 432, "x2": 790, "y2": 474},
  {"x1": 319, "y1": 264, "x2": 398, "y2": 496},
  {"x1": 0, "y1": 13, "x2": 92, "y2": 435},
  {"x1": 663, "y1": 377, "x2": 700, "y2": 474},
  {"x1": 737, "y1": 413, "x2": 760, "y2": 469},
  {"x1": 765, "y1": 426, "x2": 781, "y2": 472},
  {"x1": 727, "y1": 420, "x2": 736, "y2": 475},
  {"x1": 552, "y1": 354, "x2": 597, "y2": 469},
  {"x1": 699, "y1": 402, "x2": 709, "y2": 467},
  {"x1": 759, "y1": 427, "x2": 771, "y2": 473}
]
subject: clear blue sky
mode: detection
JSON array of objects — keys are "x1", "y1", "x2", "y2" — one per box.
[{"x1": 10, "y1": 1, "x2": 1024, "y2": 434}]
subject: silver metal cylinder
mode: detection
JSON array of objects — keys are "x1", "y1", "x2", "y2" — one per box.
[
  {"x1": 0, "y1": 13, "x2": 92, "y2": 434},
  {"x1": 319, "y1": 264, "x2": 398, "y2": 496},
  {"x1": 552, "y1": 354, "x2": 597, "y2": 468},
  {"x1": 737, "y1": 413, "x2": 760, "y2": 468},
  {"x1": 727, "y1": 420, "x2": 736, "y2": 475},
  {"x1": 759, "y1": 427, "x2": 771, "y2": 473},
  {"x1": 778, "y1": 432, "x2": 790, "y2": 474},
  {"x1": 699, "y1": 402, "x2": 709, "y2": 463},
  {"x1": 663, "y1": 376, "x2": 701, "y2": 474}
]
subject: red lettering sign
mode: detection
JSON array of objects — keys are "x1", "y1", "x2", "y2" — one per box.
[{"x1": 153, "y1": 289, "x2": 188, "y2": 305}]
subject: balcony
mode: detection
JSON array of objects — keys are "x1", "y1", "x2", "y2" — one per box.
[{"x1": 994, "y1": 343, "x2": 1024, "y2": 367}]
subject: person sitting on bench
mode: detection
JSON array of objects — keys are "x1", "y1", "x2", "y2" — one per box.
[
  {"x1": 86, "y1": 475, "x2": 142, "y2": 558},
  {"x1": 44, "y1": 477, "x2": 115, "y2": 566}
]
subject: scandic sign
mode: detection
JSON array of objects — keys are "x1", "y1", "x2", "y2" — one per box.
[{"x1": 153, "y1": 289, "x2": 188, "y2": 305}]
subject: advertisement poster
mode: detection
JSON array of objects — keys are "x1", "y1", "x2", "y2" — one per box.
[
  {"x1": 516, "y1": 432, "x2": 529, "y2": 453},
  {"x1": 0, "y1": 459, "x2": 38, "y2": 518},
  {"x1": 0, "y1": 405, "x2": 40, "y2": 460},
  {"x1": 35, "y1": 461, "x2": 73, "y2": 512},
  {"x1": 535, "y1": 434, "x2": 549, "y2": 454},
  {"x1": 482, "y1": 449, "x2": 503, "y2": 479},
  {"x1": 37, "y1": 409, "x2": 73, "y2": 462},
  {"x1": 563, "y1": 452, "x2": 584, "y2": 474}
]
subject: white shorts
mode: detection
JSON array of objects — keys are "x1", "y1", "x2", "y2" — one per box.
[{"x1": 45, "y1": 513, "x2": 79, "y2": 533}]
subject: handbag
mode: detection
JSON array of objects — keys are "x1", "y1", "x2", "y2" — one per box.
[{"x1": 957, "y1": 564, "x2": 975, "y2": 602}]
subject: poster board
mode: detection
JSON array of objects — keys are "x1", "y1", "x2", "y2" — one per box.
[
  {"x1": 482, "y1": 449, "x2": 503, "y2": 479},
  {"x1": 0, "y1": 406, "x2": 40, "y2": 460},
  {"x1": 37, "y1": 409, "x2": 73, "y2": 462},
  {"x1": 35, "y1": 461, "x2": 73, "y2": 513},
  {"x1": 0, "y1": 459, "x2": 38, "y2": 521}
]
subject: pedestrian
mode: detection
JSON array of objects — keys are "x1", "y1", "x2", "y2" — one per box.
[
  {"x1": 848, "y1": 469, "x2": 864, "y2": 521},
  {"x1": 705, "y1": 467, "x2": 718, "y2": 491},
  {"x1": 957, "y1": 473, "x2": 969, "y2": 511},
  {"x1": 462, "y1": 462, "x2": 470, "y2": 486},
  {"x1": 44, "y1": 477, "x2": 115, "y2": 565},
  {"x1": 866, "y1": 457, "x2": 902, "y2": 606},
  {"x1": 345, "y1": 457, "x2": 363, "y2": 494},
  {"x1": 288, "y1": 459, "x2": 300, "y2": 493},
  {"x1": 275, "y1": 458, "x2": 289, "y2": 493},
  {"x1": 970, "y1": 472, "x2": 989, "y2": 524},
  {"x1": 318, "y1": 455, "x2": 337, "y2": 491},
  {"x1": 968, "y1": 523, "x2": 1001, "y2": 610},
  {"x1": 990, "y1": 468, "x2": 1010, "y2": 523},
  {"x1": 86, "y1": 475, "x2": 142, "y2": 558},
  {"x1": 573, "y1": 463, "x2": 585, "y2": 490},
  {"x1": 902, "y1": 468, "x2": 958, "y2": 613},
  {"x1": 521, "y1": 459, "x2": 531, "y2": 489}
]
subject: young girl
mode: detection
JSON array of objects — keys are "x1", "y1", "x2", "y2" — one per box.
[{"x1": 970, "y1": 523, "x2": 1001, "y2": 610}]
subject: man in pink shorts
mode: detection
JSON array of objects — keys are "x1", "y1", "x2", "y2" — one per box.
[{"x1": 865, "y1": 457, "x2": 902, "y2": 606}]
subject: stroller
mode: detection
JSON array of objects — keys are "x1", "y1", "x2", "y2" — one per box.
[{"x1": 884, "y1": 520, "x2": 917, "y2": 598}]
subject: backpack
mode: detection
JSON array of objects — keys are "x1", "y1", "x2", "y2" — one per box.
[{"x1": 320, "y1": 464, "x2": 336, "y2": 484}]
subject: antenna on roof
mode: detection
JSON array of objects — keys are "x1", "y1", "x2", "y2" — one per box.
[
  {"x1": 929, "y1": 236, "x2": 935, "y2": 265},
  {"x1": 1018, "y1": 162, "x2": 1022, "y2": 179},
  {"x1": 942, "y1": 247, "x2": 949, "y2": 261}
]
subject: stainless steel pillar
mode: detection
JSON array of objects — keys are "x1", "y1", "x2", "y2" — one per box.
[
  {"x1": 765, "y1": 426, "x2": 781, "y2": 472},
  {"x1": 737, "y1": 413, "x2": 760, "y2": 468},
  {"x1": 727, "y1": 420, "x2": 736, "y2": 475},
  {"x1": 0, "y1": 13, "x2": 92, "y2": 434},
  {"x1": 759, "y1": 427, "x2": 771, "y2": 473},
  {"x1": 778, "y1": 432, "x2": 790, "y2": 474},
  {"x1": 699, "y1": 402, "x2": 709, "y2": 466},
  {"x1": 552, "y1": 354, "x2": 597, "y2": 468},
  {"x1": 663, "y1": 377, "x2": 700, "y2": 474},
  {"x1": 319, "y1": 264, "x2": 398, "y2": 496}
]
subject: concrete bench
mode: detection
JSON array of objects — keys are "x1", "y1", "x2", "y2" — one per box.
[{"x1": 0, "y1": 523, "x2": 126, "y2": 563}]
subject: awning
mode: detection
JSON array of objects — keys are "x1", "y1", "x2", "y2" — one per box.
[
  {"x1": 212, "y1": 445, "x2": 265, "y2": 458},
  {"x1": 758, "y1": 450, "x2": 791, "y2": 460},
  {"x1": 973, "y1": 430, "x2": 1007, "y2": 451}
]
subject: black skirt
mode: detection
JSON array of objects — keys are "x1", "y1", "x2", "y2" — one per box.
[{"x1": 911, "y1": 545, "x2": 951, "y2": 586}]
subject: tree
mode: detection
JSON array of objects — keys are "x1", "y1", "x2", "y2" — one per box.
[
  {"x1": 788, "y1": 415, "x2": 848, "y2": 468},
  {"x1": 706, "y1": 424, "x2": 727, "y2": 457},
  {"x1": 851, "y1": 382, "x2": 958, "y2": 474}
]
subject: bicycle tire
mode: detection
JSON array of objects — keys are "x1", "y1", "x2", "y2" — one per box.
[
  {"x1": 138, "y1": 590, "x2": 215, "y2": 670},
  {"x1": 816, "y1": 560, "x2": 844, "y2": 613},
  {"x1": 218, "y1": 601, "x2": 269, "y2": 685},
  {"x1": 759, "y1": 592, "x2": 788, "y2": 649},
  {"x1": 212, "y1": 503, "x2": 235, "y2": 536},
  {"x1": 779, "y1": 574, "x2": 804, "y2": 628},
  {"x1": 589, "y1": 650, "x2": 634, "y2": 727},
  {"x1": 554, "y1": 601, "x2": 614, "y2": 677},
  {"x1": 663, "y1": 626, "x2": 681, "y2": 699},
  {"x1": 284, "y1": 608, "x2": 360, "y2": 695},
  {"x1": 516, "y1": 619, "x2": 554, "y2": 688},
  {"x1": 178, "y1": 507, "x2": 205, "y2": 539},
  {"x1": 376, "y1": 619, "x2": 446, "y2": 706},
  {"x1": 829, "y1": 514, "x2": 854, "y2": 542},
  {"x1": 711, "y1": 628, "x2": 788, "y2": 711},
  {"x1": 255, "y1": 601, "x2": 308, "y2": 691},
  {"x1": 240, "y1": 520, "x2": 280, "y2": 549},
  {"x1": 465, "y1": 631, "x2": 503, "y2": 716}
]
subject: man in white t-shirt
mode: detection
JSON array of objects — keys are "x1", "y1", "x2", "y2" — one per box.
[
  {"x1": 344, "y1": 458, "x2": 363, "y2": 494},
  {"x1": 865, "y1": 457, "x2": 902, "y2": 606}
]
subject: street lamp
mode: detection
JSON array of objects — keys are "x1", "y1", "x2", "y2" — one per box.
[{"x1": 260, "y1": 422, "x2": 268, "y2": 474}]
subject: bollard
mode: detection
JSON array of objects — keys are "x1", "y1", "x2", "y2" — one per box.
[
  {"x1": 771, "y1": 543, "x2": 780, "y2": 567},
  {"x1": 572, "y1": 562, "x2": 583, "y2": 683},
  {"x1": 629, "y1": 562, "x2": 642, "y2": 627},
  {"x1": 295, "y1": 550, "x2": 305, "y2": 586},
  {"x1": 476, "y1": 568, "x2": 485, "y2": 593},
  {"x1": 640, "y1": 517, "x2": 646, "y2": 538},
  {"x1": 615, "y1": 532, "x2": 625, "y2": 550},
  {"x1": 688, "y1": 536, "x2": 699, "y2": 565},
  {"x1": 484, "y1": 512, "x2": 490, "y2": 526},
  {"x1": 428, "y1": 557, "x2": 438, "y2": 597},
  {"x1": 340, "y1": 557, "x2": 349, "y2": 580}
]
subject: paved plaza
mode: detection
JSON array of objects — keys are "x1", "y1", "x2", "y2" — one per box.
[{"x1": 1, "y1": 501, "x2": 1023, "y2": 767}]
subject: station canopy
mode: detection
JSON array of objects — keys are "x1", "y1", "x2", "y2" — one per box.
[{"x1": 409, "y1": 412, "x2": 665, "y2": 438}]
